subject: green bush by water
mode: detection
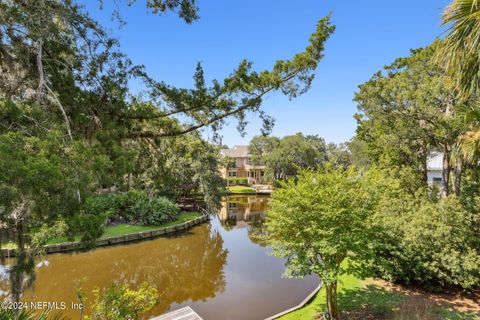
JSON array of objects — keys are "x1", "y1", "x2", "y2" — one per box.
[
  {"x1": 84, "y1": 190, "x2": 180, "y2": 226},
  {"x1": 224, "y1": 177, "x2": 248, "y2": 185}
]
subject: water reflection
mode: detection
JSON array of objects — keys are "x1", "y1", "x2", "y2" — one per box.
[
  {"x1": 218, "y1": 195, "x2": 269, "y2": 228},
  {"x1": 218, "y1": 195, "x2": 270, "y2": 246},
  {"x1": 0, "y1": 195, "x2": 319, "y2": 320},
  {"x1": 1, "y1": 223, "x2": 228, "y2": 318}
]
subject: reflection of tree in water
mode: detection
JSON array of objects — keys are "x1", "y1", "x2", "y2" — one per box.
[
  {"x1": 218, "y1": 195, "x2": 269, "y2": 227},
  {"x1": 219, "y1": 195, "x2": 270, "y2": 246},
  {"x1": 0, "y1": 228, "x2": 37, "y2": 306},
  {"x1": 247, "y1": 217, "x2": 268, "y2": 247},
  {"x1": 0, "y1": 264, "x2": 11, "y2": 297},
  {"x1": 1, "y1": 222, "x2": 228, "y2": 317},
  {"x1": 136, "y1": 224, "x2": 228, "y2": 313},
  {"x1": 220, "y1": 217, "x2": 237, "y2": 230}
]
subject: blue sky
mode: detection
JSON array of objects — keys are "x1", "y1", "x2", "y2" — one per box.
[{"x1": 86, "y1": 0, "x2": 450, "y2": 147}]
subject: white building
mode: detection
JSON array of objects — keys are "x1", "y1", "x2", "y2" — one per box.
[{"x1": 427, "y1": 152, "x2": 443, "y2": 185}]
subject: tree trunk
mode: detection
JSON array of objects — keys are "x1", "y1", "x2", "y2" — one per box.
[
  {"x1": 421, "y1": 146, "x2": 428, "y2": 187},
  {"x1": 325, "y1": 281, "x2": 338, "y2": 319},
  {"x1": 453, "y1": 158, "x2": 462, "y2": 196},
  {"x1": 10, "y1": 200, "x2": 34, "y2": 320},
  {"x1": 36, "y1": 38, "x2": 45, "y2": 101},
  {"x1": 442, "y1": 144, "x2": 451, "y2": 198},
  {"x1": 226, "y1": 165, "x2": 229, "y2": 188}
]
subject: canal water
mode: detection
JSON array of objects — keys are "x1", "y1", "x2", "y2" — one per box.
[{"x1": 1, "y1": 195, "x2": 319, "y2": 320}]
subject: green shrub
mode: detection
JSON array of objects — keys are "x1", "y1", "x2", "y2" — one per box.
[
  {"x1": 225, "y1": 177, "x2": 248, "y2": 185},
  {"x1": 83, "y1": 190, "x2": 179, "y2": 227},
  {"x1": 272, "y1": 179, "x2": 283, "y2": 188},
  {"x1": 69, "y1": 213, "x2": 108, "y2": 246},
  {"x1": 131, "y1": 195, "x2": 179, "y2": 225},
  {"x1": 84, "y1": 193, "x2": 117, "y2": 218},
  {"x1": 121, "y1": 190, "x2": 150, "y2": 222},
  {"x1": 87, "y1": 282, "x2": 158, "y2": 320},
  {"x1": 370, "y1": 194, "x2": 480, "y2": 289}
]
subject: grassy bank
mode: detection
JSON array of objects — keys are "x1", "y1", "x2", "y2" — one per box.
[
  {"x1": 50, "y1": 211, "x2": 202, "y2": 244},
  {"x1": 278, "y1": 273, "x2": 362, "y2": 320},
  {"x1": 227, "y1": 185, "x2": 256, "y2": 193},
  {"x1": 6, "y1": 211, "x2": 202, "y2": 248},
  {"x1": 278, "y1": 273, "x2": 480, "y2": 320}
]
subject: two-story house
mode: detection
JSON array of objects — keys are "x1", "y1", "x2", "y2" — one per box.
[{"x1": 220, "y1": 145, "x2": 266, "y2": 185}]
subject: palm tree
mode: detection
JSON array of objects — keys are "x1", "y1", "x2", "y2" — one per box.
[
  {"x1": 457, "y1": 103, "x2": 480, "y2": 160},
  {"x1": 440, "y1": 1, "x2": 480, "y2": 170},
  {"x1": 441, "y1": 0, "x2": 480, "y2": 98}
]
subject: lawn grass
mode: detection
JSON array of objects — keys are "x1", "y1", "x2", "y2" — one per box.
[
  {"x1": 5, "y1": 211, "x2": 202, "y2": 248},
  {"x1": 50, "y1": 211, "x2": 201, "y2": 244},
  {"x1": 227, "y1": 185, "x2": 256, "y2": 193},
  {"x1": 278, "y1": 272, "x2": 363, "y2": 320},
  {"x1": 1, "y1": 242, "x2": 17, "y2": 250},
  {"x1": 278, "y1": 272, "x2": 480, "y2": 320},
  {"x1": 102, "y1": 211, "x2": 201, "y2": 238}
]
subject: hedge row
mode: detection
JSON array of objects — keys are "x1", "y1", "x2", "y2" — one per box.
[{"x1": 225, "y1": 177, "x2": 249, "y2": 185}]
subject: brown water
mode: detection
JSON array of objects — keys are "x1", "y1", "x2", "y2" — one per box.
[{"x1": 1, "y1": 195, "x2": 319, "y2": 320}]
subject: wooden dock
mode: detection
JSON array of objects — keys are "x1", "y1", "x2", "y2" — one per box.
[{"x1": 151, "y1": 306, "x2": 203, "y2": 320}]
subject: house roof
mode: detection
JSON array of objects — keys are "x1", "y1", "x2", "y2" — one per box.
[
  {"x1": 220, "y1": 145, "x2": 249, "y2": 158},
  {"x1": 427, "y1": 152, "x2": 443, "y2": 171}
]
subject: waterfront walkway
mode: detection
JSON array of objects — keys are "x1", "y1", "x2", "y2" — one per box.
[{"x1": 152, "y1": 306, "x2": 203, "y2": 320}]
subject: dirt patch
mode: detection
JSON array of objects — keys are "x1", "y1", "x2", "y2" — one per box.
[
  {"x1": 358, "y1": 278, "x2": 480, "y2": 319},
  {"x1": 365, "y1": 278, "x2": 480, "y2": 315},
  {"x1": 314, "y1": 279, "x2": 479, "y2": 320},
  {"x1": 339, "y1": 308, "x2": 391, "y2": 320}
]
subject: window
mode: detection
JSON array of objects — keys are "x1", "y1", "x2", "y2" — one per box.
[
  {"x1": 433, "y1": 177, "x2": 442, "y2": 182},
  {"x1": 228, "y1": 171, "x2": 237, "y2": 177}
]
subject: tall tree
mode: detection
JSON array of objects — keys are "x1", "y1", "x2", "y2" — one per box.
[
  {"x1": 440, "y1": 0, "x2": 480, "y2": 170},
  {"x1": 266, "y1": 166, "x2": 377, "y2": 319},
  {"x1": 0, "y1": 1, "x2": 335, "y2": 140},
  {"x1": 0, "y1": 0, "x2": 335, "y2": 306},
  {"x1": 326, "y1": 142, "x2": 352, "y2": 169},
  {"x1": 249, "y1": 133, "x2": 327, "y2": 181},
  {"x1": 354, "y1": 41, "x2": 465, "y2": 196}
]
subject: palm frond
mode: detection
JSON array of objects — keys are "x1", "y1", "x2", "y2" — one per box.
[{"x1": 441, "y1": 0, "x2": 480, "y2": 97}]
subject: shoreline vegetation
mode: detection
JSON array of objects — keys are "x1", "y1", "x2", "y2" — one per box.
[
  {"x1": 225, "y1": 186, "x2": 257, "y2": 194},
  {"x1": 3, "y1": 1, "x2": 480, "y2": 319},
  {"x1": 2, "y1": 211, "x2": 203, "y2": 254},
  {"x1": 278, "y1": 272, "x2": 480, "y2": 320}
]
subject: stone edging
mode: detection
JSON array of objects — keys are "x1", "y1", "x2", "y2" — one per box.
[
  {"x1": 1, "y1": 215, "x2": 209, "y2": 258},
  {"x1": 264, "y1": 282, "x2": 323, "y2": 320}
]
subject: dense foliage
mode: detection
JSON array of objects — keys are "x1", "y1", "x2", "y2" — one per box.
[
  {"x1": 85, "y1": 190, "x2": 179, "y2": 226},
  {"x1": 266, "y1": 164, "x2": 480, "y2": 318},
  {"x1": 0, "y1": 0, "x2": 334, "y2": 306},
  {"x1": 249, "y1": 133, "x2": 328, "y2": 181},
  {"x1": 87, "y1": 282, "x2": 158, "y2": 320},
  {"x1": 224, "y1": 177, "x2": 248, "y2": 186},
  {"x1": 355, "y1": 41, "x2": 469, "y2": 196},
  {"x1": 264, "y1": 1, "x2": 480, "y2": 318},
  {"x1": 351, "y1": 30, "x2": 480, "y2": 292},
  {"x1": 440, "y1": 0, "x2": 480, "y2": 98},
  {"x1": 265, "y1": 166, "x2": 379, "y2": 319},
  {"x1": 369, "y1": 192, "x2": 480, "y2": 289}
]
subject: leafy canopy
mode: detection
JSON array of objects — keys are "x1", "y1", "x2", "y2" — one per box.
[
  {"x1": 266, "y1": 165, "x2": 378, "y2": 281},
  {"x1": 265, "y1": 165, "x2": 383, "y2": 318}
]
